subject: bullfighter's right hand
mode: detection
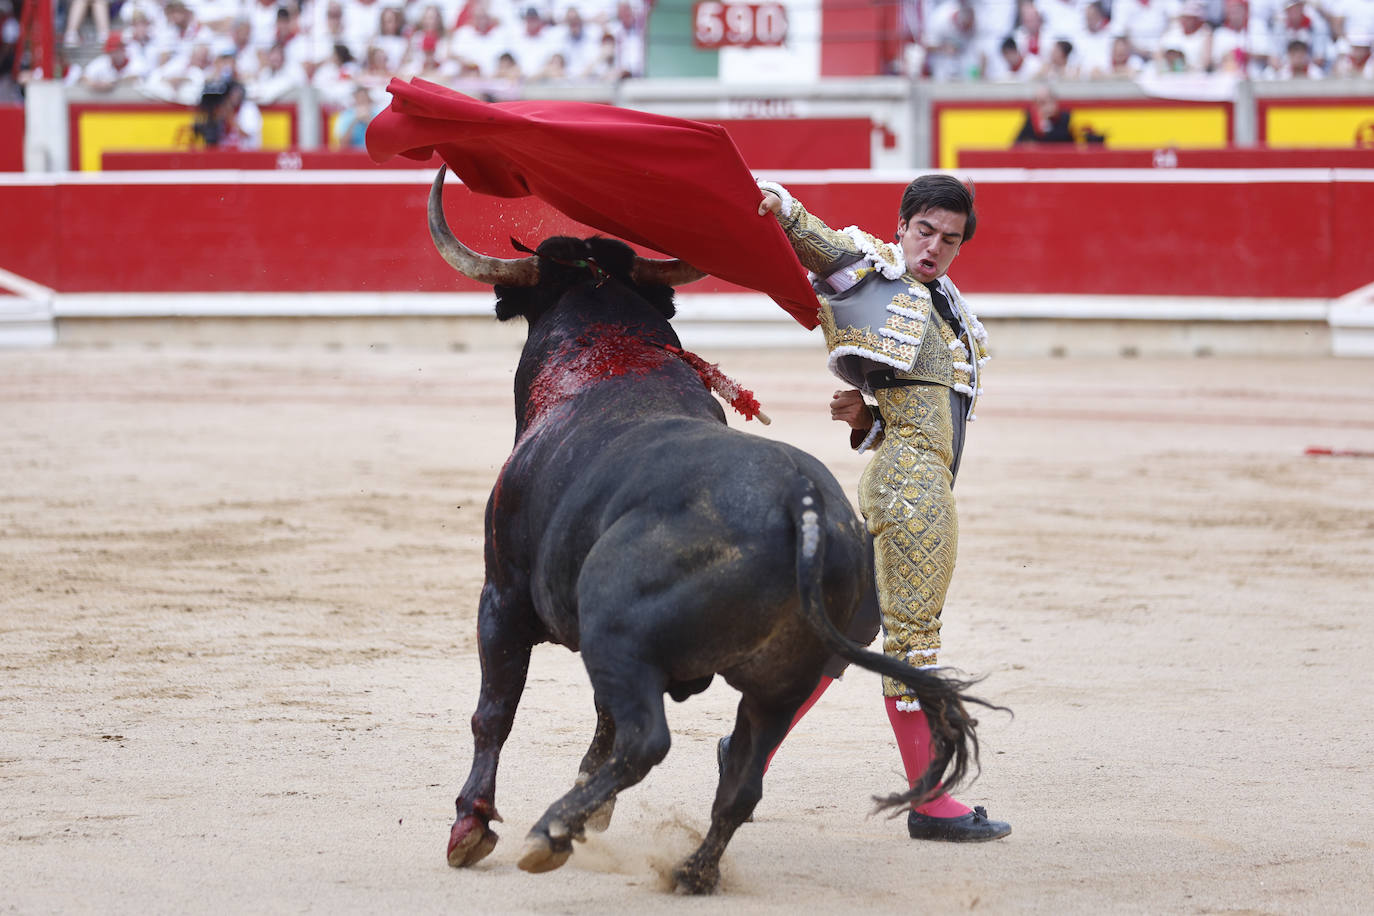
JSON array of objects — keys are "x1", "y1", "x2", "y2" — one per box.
[
  {"x1": 830, "y1": 389, "x2": 872, "y2": 430},
  {"x1": 758, "y1": 191, "x2": 783, "y2": 217}
]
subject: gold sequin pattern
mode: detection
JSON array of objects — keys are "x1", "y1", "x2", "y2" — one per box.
[{"x1": 857, "y1": 384, "x2": 958, "y2": 700}]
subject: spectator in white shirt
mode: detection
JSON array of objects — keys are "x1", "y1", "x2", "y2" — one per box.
[
  {"x1": 1271, "y1": 0, "x2": 1333, "y2": 66},
  {"x1": 1112, "y1": 0, "x2": 1171, "y2": 60},
  {"x1": 1012, "y1": 0, "x2": 1050, "y2": 63},
  {"x1": 552, "y1": 5, "x2": 601, "y2": 78},
  {"x1": 250, "y1": 40, "x2": 307, "y2": 100},
  {"x1": 152, "y1": 0, "x2": 202, "y2": 67},
  {"x1": 342, "y1": 0, "x2": 385, "y2": 59},
  {"x1": 924, "y1": 0, "x2": 983, "y2": 78},
  {"x1": 1211, "y1": 0, "x2": 1273, "y2": 74},
  {"x1": 605, "y1": 0, "x2": 645, "y2": 77},
  {"x1": 450, "y1": 0, "x2": 510, "y2": 75},
  {"x1": 145, "y1": 38, "x2": 215, "y2": 103},
  {"x1": 1040, "y1": 0, "x2": 1084, "y2": 42},
  {"x1": 374, "y1": 6, "x2": 410, "y2": 68},
  {"x1": 987, "y1": 33, "x2": 1039, "y2": 77},
  {"x1": 507, "y1": 6, "x2": 563, "y2": 76},
  {"x1": 1271, "y1": 35, "x2": 1326, "y2": 70},
  {"x1": 79, "y1": 32, "x2": 147, "y2": 89},
  {"x1": 406, "y1": 4, "x2": 451, "y2": 62},
  {"x1": 1071, "y1": 0, "x2": 1114, "y2": 74},
  {"x1": 1155, "y1": 0, "x2": 1213, "y2": 70},
  {"x1": 247, "y1": 0, "x2": 281, "y2": 52},
  {"x1": 1104, "y1": 33, "x2": 1147, "y2": 73},
  {"x1": 1330, "y1": 30, "x2": 1372, "y2": 73}
]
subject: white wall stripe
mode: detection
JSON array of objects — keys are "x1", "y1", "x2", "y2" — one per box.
[{"x1": 6, "y1": 168, "x2": 1374, "y2": 188}]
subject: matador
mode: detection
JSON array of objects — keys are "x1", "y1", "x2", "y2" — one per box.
[{"x1": 720, "y1": 175, "x2": 1011, "y2": 843}]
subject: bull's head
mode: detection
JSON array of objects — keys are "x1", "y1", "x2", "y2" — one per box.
[{"x1": 428, "y1": 166, "x2": 706, "y2": 318}]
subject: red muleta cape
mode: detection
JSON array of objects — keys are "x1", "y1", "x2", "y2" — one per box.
[{"x1": 365, "y1": 78, "x2": 820, "y2": 329}]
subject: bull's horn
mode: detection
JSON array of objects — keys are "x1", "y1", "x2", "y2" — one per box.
[
  {"x1": 428, "y1": 166, "x2": 540, "y2": 287},
  {"x1": 631, "y1": 256, "x2": 707, "y2": 288}
]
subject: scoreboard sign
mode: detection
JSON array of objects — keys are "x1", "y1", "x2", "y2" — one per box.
[{"x1": 693, "y1": 1, "x2": 788, "y2": 48}]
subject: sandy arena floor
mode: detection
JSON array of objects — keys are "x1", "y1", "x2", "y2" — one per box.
[{"x1": 2, "y1": 345, "x2": 1372, "y2": 914}]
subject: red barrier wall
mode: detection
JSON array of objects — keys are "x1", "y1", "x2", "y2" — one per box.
[
  {"x1": 0, "y1": 105, "x2": 24, "y2": 172},
  {"x1": 3, "y1": 171, "x2": 1371, "y2": 299}
]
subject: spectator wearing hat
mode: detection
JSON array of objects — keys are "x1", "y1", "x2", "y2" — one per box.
[
  {"x1": 1211, "y1": 0, "x2": 1273, "y2": 74},
  {"x1": 1155, "y1": 0, "x2": 1213, "y2": 70},
  {"x1": 80, "y1": 31, "x2": 148, "y2": 89}
]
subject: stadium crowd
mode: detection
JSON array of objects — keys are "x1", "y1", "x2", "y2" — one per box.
[
  {"x1": 906, "y1": 0, "x2": 1372, "y2": 79},
  {"x1": 1, "y1": 0, "x2": 1369, "y2": 133}
]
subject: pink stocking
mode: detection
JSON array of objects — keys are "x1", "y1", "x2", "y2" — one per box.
[
  {"x1": 883, "y1": 696, "x2": 971, "y2": 818},
  {"x1": 762, "y1": 676, "x2": 834, "y2": 772}
]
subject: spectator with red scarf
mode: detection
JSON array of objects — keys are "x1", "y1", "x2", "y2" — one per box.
[{"x1": 1013, "y1": 83, "x2": 1074, "y2": 143}]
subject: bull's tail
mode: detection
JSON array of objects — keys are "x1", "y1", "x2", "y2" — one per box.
[{"x1": 789, "y1": 477, "x2": 1003, "y2": 815}]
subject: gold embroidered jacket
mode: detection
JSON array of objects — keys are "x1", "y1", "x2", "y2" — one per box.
[{"x1": 764, "y1": 185, "x2": 989, "y2": 439}]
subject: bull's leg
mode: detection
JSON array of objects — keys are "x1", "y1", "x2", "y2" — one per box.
[
  {"x1": 577, "y1": 701, "x2": 617, "y2": 833},
  {"x1": 671, "y1": 694, "x2": 805, "y2": 895},
  {"x1": 517, "y1": 653, "x2": 670, "y2": 874},
  {"x1": 448, "y1": 582, "x2": 535, "y2": 868}
]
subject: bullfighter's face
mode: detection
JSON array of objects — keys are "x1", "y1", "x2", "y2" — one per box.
[{"x1": 896, "y1": 206, "x2": 966, "y2": 284}]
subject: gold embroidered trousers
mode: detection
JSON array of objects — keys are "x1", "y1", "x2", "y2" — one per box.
[{"x1": 857, "y1": 384, "x2": 958, "y2": 701}]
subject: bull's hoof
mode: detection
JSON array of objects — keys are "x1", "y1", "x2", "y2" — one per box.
[
  {"x1": 671, "y1": 860, "x2": 721, "y2": 895},
  {"x1": 517, "y1": 832, "x2": 573, "y2": 874},
  {"x1": 584, "y1": 797, "x2": 616, "y2": 834},
  {"x1": 448, "y1": 815, "x2": 499, "y2": 868}
]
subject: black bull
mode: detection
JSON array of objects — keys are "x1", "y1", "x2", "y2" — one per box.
[{"x1": 429, "y1": 169, "x2": 992, "y2": 893}]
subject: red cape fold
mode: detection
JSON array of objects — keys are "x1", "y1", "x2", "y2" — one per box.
[{"x1": 365, "y1": 78, "x2": 820, "y2": 329}]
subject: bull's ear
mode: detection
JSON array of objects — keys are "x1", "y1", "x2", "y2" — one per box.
[
  {"x1": 641, "y1": 286, "x2": 677, "y2": 320},
  {"x1": 494, "y1": 287, "x2": 536, "y2": 322}
]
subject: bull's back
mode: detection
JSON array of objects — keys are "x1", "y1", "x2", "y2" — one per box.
[{"x1": 523, "y1": 417, "x2": 866, "y2": 652}]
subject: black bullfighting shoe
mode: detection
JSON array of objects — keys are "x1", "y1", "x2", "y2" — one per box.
[{"x1": 907, "y1": 806, "x2": 1011, "y2": 842}]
